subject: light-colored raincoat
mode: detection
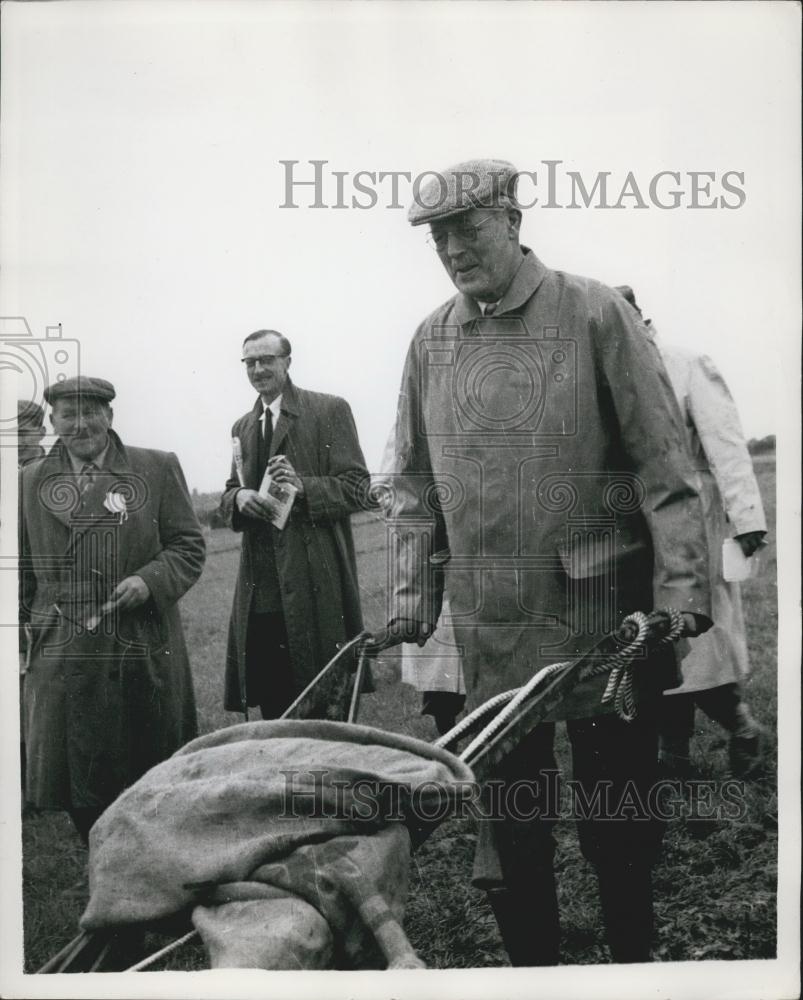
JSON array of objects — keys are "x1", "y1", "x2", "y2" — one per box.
[
  {"x1": 383, "y1": 250, "x2": 711, "y2": 720},
  {"x1": 654, "y1": 337, "x2": 766, "y2": 694}
]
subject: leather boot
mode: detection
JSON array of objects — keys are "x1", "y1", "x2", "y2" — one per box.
[
  {"x1": 595, "y1": 863, "x2": 654, "y2": 963},
  {"x1": 486, "y1": 869, "x2": 560, "y2": 967}
]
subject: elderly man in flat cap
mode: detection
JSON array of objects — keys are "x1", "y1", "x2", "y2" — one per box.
[
  {"x1": 377, "y1": 160, "x2": 713, "y2": 965},
  {"x1": 19, "y1": 376, "x2": 205, "y2": 851}
]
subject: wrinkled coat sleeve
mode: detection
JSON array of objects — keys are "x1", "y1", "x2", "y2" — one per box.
[
  {"x1": 301, "y1": 397, "x2": 370, "y2": 523},
  {"x1": 383, "y1": 331, "x2": 446, "y2": 626},
  {"x1": 686, "y1": 353, "x2": 766, "y2": 536},
  {"x1": 134, "y1": 453, "x2": 206, "y2": 613},
  {"x1": 19, "y1": 471, "x2": 33, "y2": 626},
  {"x1": 593, "y1": 294, "x2": 711, "y2": 620}
]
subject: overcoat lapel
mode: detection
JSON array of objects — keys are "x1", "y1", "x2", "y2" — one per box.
[
  {"x1": 269, "y1": 380, "x2": 300, "y2": 458},
  {"x1": 32, "y1": 448, "x2": 79, "y2": 534},
  {"x1": 240, "y1": 401, "x2": 262, "y2": 489}
]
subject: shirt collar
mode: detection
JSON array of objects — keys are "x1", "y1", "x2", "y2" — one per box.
[{"x1": 261, "y1": 394, "x2": 283, "y2": 423}]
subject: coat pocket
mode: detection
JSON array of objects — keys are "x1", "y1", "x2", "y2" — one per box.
[
  {"x1": 115, "y1": 602, "x2": 169, "y2": 656},
  {"x1": 556, "y1": 530, "x2": 648, "y2": 579}
]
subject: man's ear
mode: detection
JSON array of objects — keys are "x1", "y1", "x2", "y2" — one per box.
[
  {"x1": 106, "y1": 405, "x2": 114, "y2": 426},
  {"x1": 506, "y1": 208, "x2": 522, "y2": 238}
]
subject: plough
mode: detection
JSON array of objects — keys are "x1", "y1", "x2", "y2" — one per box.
[{"x1": 37, "y1": 608, "x2": 684, "y2": 973}]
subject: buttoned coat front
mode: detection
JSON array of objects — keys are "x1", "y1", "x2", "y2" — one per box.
[
  {"x1": 221, "y1": 381, "x2": 368, "y2": 714},
  {"x1": 20, "y1": 432, "x2": 204, "y2": 810},
  {"x1": 655, "y1": 339, "x2": 766, "y2": 694},
  {"x1": 384, "y1": 251, "x2": 711, "y2": 720}
]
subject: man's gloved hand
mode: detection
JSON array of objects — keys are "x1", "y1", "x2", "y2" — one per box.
[
  {"x1": 681, "y1": 613, "x2": 713, "y2": 638},
  {"x1": 735, "y1": 531, "x2": 767, "y2": 558},
  {"x1": 362, "y1": 618, "x2": 435, "y2": 656}
]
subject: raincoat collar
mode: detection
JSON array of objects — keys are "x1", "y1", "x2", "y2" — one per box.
[{"x1": 453, "y1": 247, "x2": 549, "y2": 327}]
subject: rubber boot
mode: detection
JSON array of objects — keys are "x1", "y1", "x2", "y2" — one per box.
[
  {"x1": 486, "y1": 870, "x2": 561, "y2": 967},
  {"x1": 595, "y1": 863, "x2": 655, "y2": 963},
  {"x1": 728, "y1": 703, "x2": 767, "y2": 778}
]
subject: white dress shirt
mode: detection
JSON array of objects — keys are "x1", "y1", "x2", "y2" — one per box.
[{"x1": 260, "y1": 394, "x2": 282, "y2": 439}]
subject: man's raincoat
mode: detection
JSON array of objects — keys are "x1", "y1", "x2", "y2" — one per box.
[{"x1": 383, "y1": 250, "x2": 711, "y2": 719}]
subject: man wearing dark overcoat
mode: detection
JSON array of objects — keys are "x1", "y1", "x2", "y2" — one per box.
[
  {"x1": 377, "y1": 160, "x2": 713, "y2": 965},
  {"x1": 20, "y1": 376, "x2": 204, "y2": 843},
  {"x1": 221, "y1": 330, "x2": 368, "y2": 719},
  {"x1": 17, "y1": 399, "x2": 47, "y2": 469},
  {"x1": 18, "y1": 399, "x2": 48, "y2": 802}
]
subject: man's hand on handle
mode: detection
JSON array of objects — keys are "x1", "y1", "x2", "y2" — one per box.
[
  {"x1": 362, "y1": 618, "x2": 435, "y2": 656},
  {"x1": 680, "y1": 613, "x2": 713, "y2": 638}
]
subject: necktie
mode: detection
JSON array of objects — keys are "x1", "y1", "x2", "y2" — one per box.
[
  {"x1": 258, "y1": 408, "x2": 273, "y2": 478},
  {"x1": 263, "y1": 407, "x2": 273, "y2": 451},
  {"x1": 483, "y1": 302, "x2": 499, "y2": 317},
  {"x1": 79, "y1": 462, "x2": 97, "y2": 494}
]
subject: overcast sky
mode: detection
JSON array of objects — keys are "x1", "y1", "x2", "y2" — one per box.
[{"x1": 2, "y1": 1, "x2": 799, "y2": 492}]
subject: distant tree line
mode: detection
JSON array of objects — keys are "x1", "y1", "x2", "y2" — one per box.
[
  {"x1": 189, "y1": 438, "x2": 774, "y2": 523},
  {"x1": 190, "y1": 490, "x2": 226, "y2": 528}
]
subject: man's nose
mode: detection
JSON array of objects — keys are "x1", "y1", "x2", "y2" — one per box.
[{"x1": 445, "y1": 234, "x2": 469, "y2": 258}]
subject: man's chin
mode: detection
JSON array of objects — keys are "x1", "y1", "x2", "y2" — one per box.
[
  {"x1": 454, "y1": 269, "x2": 492, "y2": 298},
  {"x1": 67, "y1": 440, "x2": 103, "y2": 461}
]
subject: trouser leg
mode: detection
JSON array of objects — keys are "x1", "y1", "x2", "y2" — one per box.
[
  {"x1": 696, "y1": 683, "x2": 765, "y2": 776},
  {"x1": 568, "y1": 709, "x2": 664, "y2": 964},
  {"x1": 695, "y1": 682, "x2": 756, "y2": 735},
  {"x1": 68, "y1": 806, "x2": 104, "y2": 846},
  {"x1": 478, "y1": 724, "x2": 561, "y2": 966},
  {"x1": 421, "y1": 691, "x2": 466, "y2": 736},
  {"x1": 245, "y1": 612, "x2": 298, "y2": 720},
  {"x1": 657, "y1": 692, "x2": 696, "y2": 770}
]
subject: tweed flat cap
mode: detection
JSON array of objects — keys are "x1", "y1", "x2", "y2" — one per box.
[
  {"x1": 44, "y1": 375, "x2": 116, "y2": 404},
  {"x1": 614, "y1": 285, "x2": 643, "y2": 316},
  {"x1": 17, "y1": 399, "x2": 45, "y2": 425},
  {"x1": 407, "y1": 158, "x2": 520, "y2": 226}
]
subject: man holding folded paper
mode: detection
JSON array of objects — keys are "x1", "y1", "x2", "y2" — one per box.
[{"x1": 221, "y1": 330, "x2": 369, "y2": 719}]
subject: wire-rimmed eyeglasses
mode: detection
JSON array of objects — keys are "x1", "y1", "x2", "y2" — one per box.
[{"x1": 426, "y1": 215, "x2": 497, "y2": 252}]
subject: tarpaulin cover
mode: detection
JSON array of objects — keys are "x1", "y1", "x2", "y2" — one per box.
[{"x1": 80, "y1": 720, "x2": 474, "y2": 967}]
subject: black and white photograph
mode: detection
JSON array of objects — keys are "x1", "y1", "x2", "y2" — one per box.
[{"x1": 0, "y1": 2, "x2": 799, "y2": 998}]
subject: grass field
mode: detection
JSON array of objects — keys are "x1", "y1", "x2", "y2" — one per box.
[{"x1": 21, "y1": 456, "x2": 778, "y2": 971}]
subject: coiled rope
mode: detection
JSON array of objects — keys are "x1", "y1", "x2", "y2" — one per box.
[{"x1": 437, "y1": 608, "x2": 686, "y2": 757}]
